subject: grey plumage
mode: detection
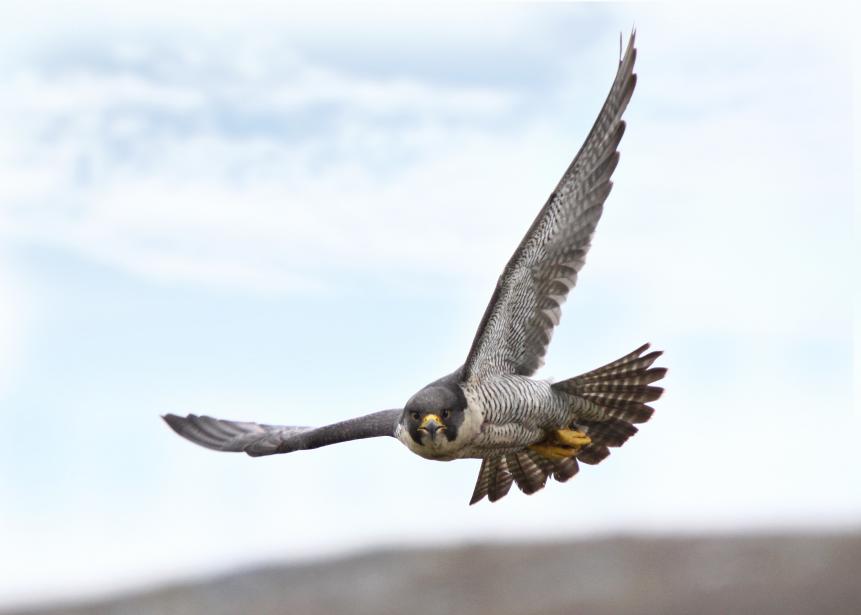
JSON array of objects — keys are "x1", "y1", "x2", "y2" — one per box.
[
  {"x1": 463, "y1": 33, "x2": 637, "y2": 382},
  {"x1": 163, "y1": 410, "x2": 401, "y2": 457},
  {"x1": 468, "y1": 343, "x2": 664, "y2": 502},
  {"x1": 164, "y1": 31, "x2": 667, "y2": 505}
]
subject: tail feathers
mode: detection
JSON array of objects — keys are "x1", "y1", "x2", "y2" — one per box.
[
  {"x1": 552, "y1": 457, "x2": 581, "y2": 482},
  {"x1": 576, "y1": 419, "x2": 631, "y2": 465},
  {"x1": 470, "y1": 455, "x2": 514, "y2": 505},
  {"x1": 507, "y1": 450, "x2": 549, "y2": 495},
  {"x1": 577, "y1": 444, "x2": 610, "y2": 465},
  {"x1": 470, "y1": 451, "x2": 581, "y2": 505},
  {"x1": 580, "y1": 417, "x2": 638, "y2": 447},
  {"x1": 553, "y1": 343, "x2": 667, "y2": 424},
  {"x1": 470, "y1": 344, "x2": 666, "y2": 504},
  {"x1": 556, "y1": 343, "x2": 666, "y2": 466}
]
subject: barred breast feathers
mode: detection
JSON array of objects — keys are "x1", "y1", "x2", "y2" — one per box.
[
  {"x1": 458, "y1": 376, "x2": 569, "y2": 458},
  {"x1": 468, "y1": 376, "x2": 568, "y2": 426}
]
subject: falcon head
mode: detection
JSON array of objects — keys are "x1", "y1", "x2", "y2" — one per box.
[{"x1": 401, "y1": 383, "x2": 467, "y2": 451}]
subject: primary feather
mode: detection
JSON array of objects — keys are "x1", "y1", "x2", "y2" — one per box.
[
  {"x1": 463, "y1": 32, "x2": 638, "y2": 381},
  {"x1": 164, "y1": 31, "x2": 667, "y2": 506},
  {"x1": 164, "y1": 410, "x2": 401, "y2": 457}
]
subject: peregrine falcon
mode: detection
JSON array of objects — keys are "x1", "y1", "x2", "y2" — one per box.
[{"x1": 164, "y1": 32, "x2": 666, "y2": 504}]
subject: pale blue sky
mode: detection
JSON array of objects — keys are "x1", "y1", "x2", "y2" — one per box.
[{"x1": 0, "y1": 2, "x2": 857, "y2": 608}]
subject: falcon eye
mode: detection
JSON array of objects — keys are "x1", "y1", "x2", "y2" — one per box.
[
  {"x1": 411, "y1": 411, "x2": 420, "y2": 421},
  {"x1": 442, "y1": 410, "x2": 451, "y2": 419}
]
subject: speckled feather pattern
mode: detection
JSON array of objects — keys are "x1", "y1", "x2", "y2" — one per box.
[
  {"x1": 463, "y1": 32, "x2": 638, "y2": 382},
  {"x1": 459, "y1": 376, "x2": 569, "y2": 457},
  {"x1": 465, "y1": 343, "x2": 665, "y2": 504},
  {"x1": 163, "y1": 32, "x2": 668, "y2": 506}
]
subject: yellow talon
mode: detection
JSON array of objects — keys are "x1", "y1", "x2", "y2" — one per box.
[
  {"x1": 555, "y1": 429, "x2": 592, "y2": 449},
  {"x1": 529, "y1": 428, "x2": 591, "y2": 461}
]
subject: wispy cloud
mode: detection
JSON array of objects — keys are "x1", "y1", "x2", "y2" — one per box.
[
  {"x1": 0, "y1": 4, "x2": 856, "y2": 607},
  {"x1": 0, "y1": 257, "x2": 29, "y2": 399},
  {"x1": 0, "y1": 35, "x2": 537, "y2": 292}
]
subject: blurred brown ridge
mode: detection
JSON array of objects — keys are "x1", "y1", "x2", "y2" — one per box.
[{"x1": 7, "y1": 532, "x2": 860, "y2": 615}]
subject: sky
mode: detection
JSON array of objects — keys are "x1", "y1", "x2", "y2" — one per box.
[{"x1": 0, "y1": 1, "x2": 858, "y2": 608}]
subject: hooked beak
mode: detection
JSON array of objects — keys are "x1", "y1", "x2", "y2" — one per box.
[{"x1": 419, "y1": 414, "x2": 445, "y2": 438}]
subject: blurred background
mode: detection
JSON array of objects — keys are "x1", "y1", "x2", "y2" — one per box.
[{"x1": 1, "y1": 2, "x2": 858, "y2": 613}]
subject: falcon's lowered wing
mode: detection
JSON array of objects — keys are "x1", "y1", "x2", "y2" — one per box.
[{"x1": 163, "y1": 409, "x2": 401, "y2": 457}]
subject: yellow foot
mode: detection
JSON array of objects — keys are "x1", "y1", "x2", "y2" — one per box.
[{"x1": 529, "y1": 428, "x2": 592, "y2": 461}]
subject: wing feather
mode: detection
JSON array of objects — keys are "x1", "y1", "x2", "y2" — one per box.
[
  {"x1": 463, "y1": 32, "x2": 638, "y2": 381},
  {"x1": 163, "y1": 410, "x2": 401, "y2": 457}
]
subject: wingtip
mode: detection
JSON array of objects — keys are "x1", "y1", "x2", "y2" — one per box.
[
  {"x1": 162, "y1": 413, "x2": 179, "y2": 430},
  {"x1": 162, "y1": 412, "x2": 193, "y2": 434},
  {"x1": 620, "y1": 27, "x2": 637, "y2": 60}
]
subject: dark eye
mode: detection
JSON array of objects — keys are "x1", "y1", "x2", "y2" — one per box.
[
  {"x1": 411, "y1": 411, "x2": 420, "y2": 421},
  {"x1": 442, "y1": 409, "x2": 450, "y2": 419}
]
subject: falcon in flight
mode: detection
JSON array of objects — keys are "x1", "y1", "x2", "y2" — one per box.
[{"x1": 164, "y1": 33, "x2": 666, "y2": 504}]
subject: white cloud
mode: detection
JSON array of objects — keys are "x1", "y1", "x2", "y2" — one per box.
[
  {"x1": 0, "y1": 36, "x2": 532, "y2": 292},
  {"x1": 0, "y1": 4, "x2": 857, "y2": 607},
  {"x1": 0, "y1": 6, "x2": 851, "y2": 346},
  {"x1": 0, "y1": 258, "x2": 29, "y2": 400},
  {"x1": 5, "y1": 70, "x2": 205, "y2": 114},
  {"x1": 267, "y1": 66, "x2": 514, "y2": 116}
]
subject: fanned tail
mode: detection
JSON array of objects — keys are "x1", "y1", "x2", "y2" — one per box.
[
  {"x1": 553, "y1": 342, "x2": 666, "y2": 465},
  {"x1": 469, "y1": 343, "x2": 666, "y2": 505},
  {"x1": 469, "y1": 451, "x2": 580, "y2": 505}
]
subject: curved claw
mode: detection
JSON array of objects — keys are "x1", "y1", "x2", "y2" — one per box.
[{"x1": 529, "y1": 428, "x2": 592, "y2": 461}]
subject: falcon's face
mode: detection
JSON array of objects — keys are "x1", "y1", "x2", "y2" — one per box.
[{"x1": 401, "y1": 384, "x2": 467, "y2": 450}]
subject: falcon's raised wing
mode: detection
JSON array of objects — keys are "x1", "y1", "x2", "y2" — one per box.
[
  {"x1": 462, "y1": 33, "x2": 638, "y2": 382},
  {"x1": 163, "y1": 409, "x2": 401, "y2": 457}
]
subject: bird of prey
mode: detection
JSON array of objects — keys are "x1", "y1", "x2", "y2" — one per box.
[{"x1": 164, "y1": 32, "x2": 666, "y2": 504}]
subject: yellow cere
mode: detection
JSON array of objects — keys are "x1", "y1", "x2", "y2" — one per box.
[{"x1": 420, "y1": 414, "x2": 444, "y2": 429}]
